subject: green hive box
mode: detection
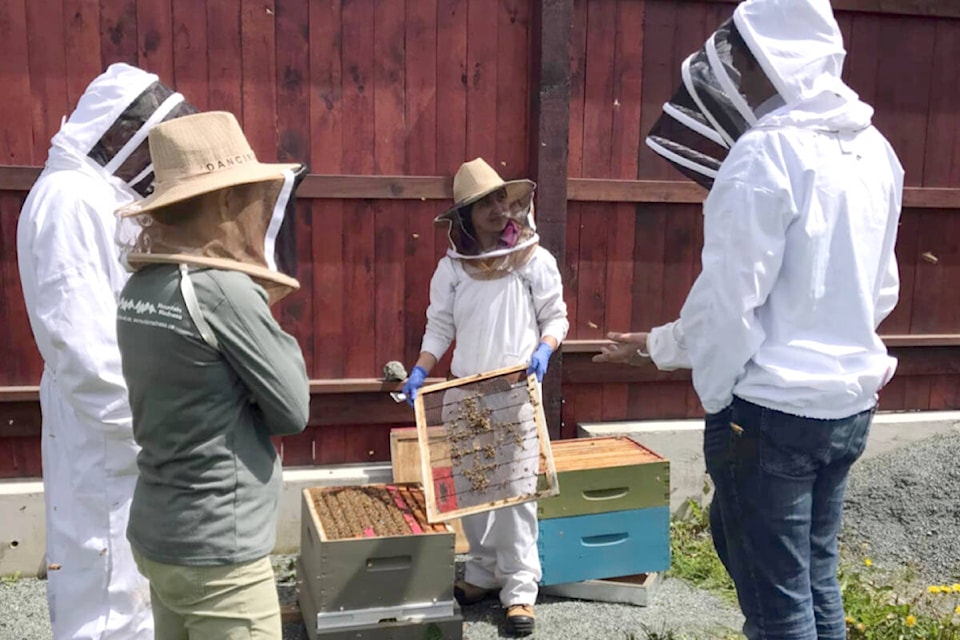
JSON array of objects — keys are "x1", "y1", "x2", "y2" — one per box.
[
  {"x1": 537, "y1": 436, "x2": 670, "y2": 520},
  {"x1": 299, "y1": 484, "x2": 456, "y2": 629}
]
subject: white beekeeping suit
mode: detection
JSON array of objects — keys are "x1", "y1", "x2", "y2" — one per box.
[
  {"x1": 17, "y1": 63, "x2": 195, "y2": 640},
  {"x1": 644, "y1": 0, "x2": 903, "y2": 418}
]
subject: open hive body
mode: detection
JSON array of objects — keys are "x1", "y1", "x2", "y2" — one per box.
[
  {"x1": 536, "y1": 437, "x2": 671, "y2": 588},
  {"x1": 414, "y1": 364, "x2": 559, "y2": 523},
  {"x1": 298, "y1": 484, "x2": 461, "y2": 639}
]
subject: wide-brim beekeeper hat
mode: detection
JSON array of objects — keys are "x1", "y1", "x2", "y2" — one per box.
[
  {"x1": 116, "y1": 111, "x2": 308, "y2": 304},
  {"x1": 436, "y1": 158, "x2": 535, "y2": 223},
  {"x1": 118, "y1": 111, "x2": 300, "y2": 217}
]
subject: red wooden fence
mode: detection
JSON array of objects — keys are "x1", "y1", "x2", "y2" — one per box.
[{"x1": 1, "y1": 0, "x2": 959, "y2": 477}]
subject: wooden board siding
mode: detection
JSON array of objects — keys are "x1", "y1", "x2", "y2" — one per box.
[{"x1": 1, "y1": 0, "x2": 959, "y2": 477}]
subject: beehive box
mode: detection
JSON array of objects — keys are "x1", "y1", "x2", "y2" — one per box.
[
  {"x1": 538, "y1": 506, "x2": 671, "y2": 586},
  {"x1": 298, "y1": 560, "x2": 463, "y2": 640},
  {"x1": 299, "y1": 484, "x2": 456, "y2": 634},
  {"x1": 536, "y1": 437, "x2": 671, "y2": 587},
  {"x1": 537, "y1": 436, "x2": 670, "y2": 519}
]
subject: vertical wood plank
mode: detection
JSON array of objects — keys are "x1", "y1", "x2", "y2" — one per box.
[
  {"x1": 404, "y1": 0, "x2": 438, "y2": 366},
  {"x1": 373, "y1": 0, "x2": 406, "y2": 373},
  {"x1": 0, "y1": 193, "x2": 43, "y2": 386},
  {"x1": 275, "y1": 0, "x2": 313, "y2": 378},
  {"x1": 631, "y1": 204, "x2": 666, "y2": 331},
  {"x1": 611, "y1": 0, "x2": 644, "y2": 182},
  {"x1": 309, "y1": 0, "x2": 344, "y2": 379},
  {"x1": 0, "y1": 0, "x2": 34, "y2": 165},
  {"x1": 63, "y1": 0, "x2": 103, "y2": 107},
  {"x1": 495, "y1": 0, "x2": 530, "y2": 175},
  {"x1": 902, "y1": 376, "x2": 931, "y2": 411},
  {"x1": 921, "y1": 20, "x2": 960, "y2": 188},
  {"x1": 314, "y1": 425, "x2": 347, "y2": 465},
  {"x1": 567, "y1": 0, "x2": 587, "y2": 179},
  {"x1": 136, "y1": 0, "x2": 174, "y2": 81},
  {"x1": 240, "y1": 0, "x2": 278, "y2": 161},
  {"x1": 466, "y1": 0, "x2": 498, "y2": 161},
  {"x1": 601, "y1": 383, "x2": 628, "y2": 420},
  {"x1": 910, "y1": 209, "x2": 954, "y2": 334},
  {"x1": 637, "y1": 0, "x2": 680, "y2": 181},
  {"x1": 872, "y1": 16, "x2": 935, "y2": 186},
  {"x1": 529, "y1": 0, "x2": 572, "y2": 438},
  {"x1": 171, "y1": 0, "x2": 208, "y2": 109},
  {"x1": 879, "y1": 209, "x2": 918, "y2": 334},
  {"x1": 563, "y1": 201, "x2": 581, "y2": 339},
  {"x1": 100, "y1": 0, "x2": 139, "y2": 66},
  {"x1": 207, "y1": 0, "x2": 243, "y2": 116},
  {"x1": 26, "y1": 0, "x2": 67, "y2": 163},
  {"x1": 436, "y1": 0, "x2": 468, "y2": 175},
  {"x1": 341, "y1": 0, "x2": 376, "y2": 377}
]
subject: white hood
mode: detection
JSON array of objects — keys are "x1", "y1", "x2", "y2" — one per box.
[
  {"x1": 47, "y1": 63, "x2": 193, "y2": 199},
  {"x1": 734, "y1": 0, "x2": 874, "y2": 131}
]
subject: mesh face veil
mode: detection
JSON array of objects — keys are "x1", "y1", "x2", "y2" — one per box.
[
  {"x1": 645, "y1": 18, "x2": 783, "y2": 188},
  {"x1": 86, "y1": 81, "x2": 199, "y2": 197},
  {"x1": 117, "y1": 164, "x2": 309, "y2": 304}
]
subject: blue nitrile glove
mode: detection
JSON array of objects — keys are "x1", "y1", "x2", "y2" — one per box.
[
  {"x1": 527, "y1": 343, "x2": 554, "y2": 383},
  {"x1": 402, "y1": 366, "x2": 428, "y2": 407}
]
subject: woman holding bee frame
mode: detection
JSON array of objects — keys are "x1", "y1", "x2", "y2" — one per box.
[{"x1": 403, "y1": 158, "x2": 569, "y2": 637}]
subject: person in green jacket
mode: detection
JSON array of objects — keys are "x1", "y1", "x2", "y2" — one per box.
[{"x1": 114, "y1": 111, "x2": 310, "y2": 640}]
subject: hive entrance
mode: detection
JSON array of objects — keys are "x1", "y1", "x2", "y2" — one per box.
[{"x1": 414, "y1": 363, "x2": 558, "y2": 522}]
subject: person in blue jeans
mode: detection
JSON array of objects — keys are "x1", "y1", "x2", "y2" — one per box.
[{"x1": 595, "y1": 1, "x2": 903, "y2": 638}]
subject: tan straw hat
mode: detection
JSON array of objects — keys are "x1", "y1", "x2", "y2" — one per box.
[
  {"x1": 436, "y1": 158, "x2": 535, "y2": 222},
  {"x1": 117, "y1": 111, "x2": 299, "y2": 216}
]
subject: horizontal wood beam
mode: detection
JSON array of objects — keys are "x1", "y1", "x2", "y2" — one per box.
[
  {"x1": 691, "y1": 0, "x2": 960, "y2": 18},
  {"x1": 4, "y1": 166, "x2": 959, "y2": 209}
]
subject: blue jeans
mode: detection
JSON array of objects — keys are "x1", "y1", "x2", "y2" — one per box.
[{"x1": 704, "y1": 396, "x2": 872, "y2": 640}]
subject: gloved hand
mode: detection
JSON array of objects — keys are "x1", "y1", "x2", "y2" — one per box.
[
  {"x1": 527, "y1": 342, "x2": 554, "y2": 382},
  {"x1": 402, "y1": 366, "x2": 428, "y2": 407}
]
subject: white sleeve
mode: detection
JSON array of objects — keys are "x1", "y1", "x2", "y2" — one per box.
[
  {"x1": 874, "y1": 243, "x2": 900, "y2": 329},
  {"x1": 420, "y1": 258, "x2": 457, "y2": 360},
  {"x1": 648, "y1": 320, "x2": 692, "y2": 370},
  {"x1": 30, "y1": 192, "x2": 132, "y2": 438},
  {"x1": 527, "y1": 249, "x2": 569, "y2": 344},
  {"x1": 680, "y1": 180, "x2": 794, "y2": 414}
]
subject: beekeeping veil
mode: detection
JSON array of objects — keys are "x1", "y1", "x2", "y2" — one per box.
[
  {"x1": 645, "y1": 0, "x2": 869, "y2": 188},
  {"x1": 51, "y1": 62, "x2": 199, "y2": 198},
  {"x1": 435, "y1": 158, "x2": 538, "y2": 280},
  {"x1": 116, "y1": 111, "x2": 306, "y2": 305}
]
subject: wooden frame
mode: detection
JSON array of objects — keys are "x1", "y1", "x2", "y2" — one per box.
[{"x1": 413, "y1": 363, "x2": 559, "y2": 523}]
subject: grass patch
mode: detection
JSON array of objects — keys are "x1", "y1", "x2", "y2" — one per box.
[{"x1": 667, "y1": 500, "x2": 737, "y2": 605}]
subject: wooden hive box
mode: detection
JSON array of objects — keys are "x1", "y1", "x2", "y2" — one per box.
[
  {"x1": 299, "y1": 484, "x2": 456, "y2": 634},
  {"x1": 536, "y1": 437, "x2": 671, "y2": 586},
  {"x1": 537, "y1": 436, "x2": 670, "y2": 519}
]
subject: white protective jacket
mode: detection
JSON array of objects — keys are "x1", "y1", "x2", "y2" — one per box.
[
  {"x1": 421, "y1": 247, "x2": 569, "y2": 377},
  {"x1": 16, "y1": 63, "x2": 190, "y2": 639},
  {"x1": 648, "y1": 0, "x2": 904, "y2": 419}
]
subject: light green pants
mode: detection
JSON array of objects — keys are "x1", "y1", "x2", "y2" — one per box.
[{"x1": 132, "y1": 549, "x2": 281, "y2": 640}]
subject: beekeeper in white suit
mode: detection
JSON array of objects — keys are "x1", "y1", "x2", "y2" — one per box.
[
  {"x1": 403, "y1": 158, "x2": 568, "y2": 637},
  {"x1": 17, "y1": 63, "x2": 196, "y2": 639},
  {"x1": 596, "y1": 1, "x2": 903, "y2": 638}
]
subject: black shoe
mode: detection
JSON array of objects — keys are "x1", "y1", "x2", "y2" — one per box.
[{"x1": 505, "y1": 604, "x2": 535, "y2": 636}]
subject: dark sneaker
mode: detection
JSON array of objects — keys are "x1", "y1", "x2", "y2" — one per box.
[
  {"x1": 453, "y1": 580, "x2": 497, "y2": 606},
  {"x1": 505, "y1": 604, "x2": 535, "y2": 636}
]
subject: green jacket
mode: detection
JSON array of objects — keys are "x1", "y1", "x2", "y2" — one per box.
[{"x1": 117, "y1": 264, "x2": 309, "y2": 566}]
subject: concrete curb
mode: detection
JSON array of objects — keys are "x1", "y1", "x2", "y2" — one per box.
[
  {"x1": 580, "y1": 411, "x2": 960, "y2": 514},
  {"x1": 0, "y1": 462, "x2": 393, "y2": 578}
]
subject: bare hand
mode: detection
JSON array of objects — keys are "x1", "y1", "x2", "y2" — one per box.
[{"x1": 592, "y1": 332, "x2": 650, "y2": 365}]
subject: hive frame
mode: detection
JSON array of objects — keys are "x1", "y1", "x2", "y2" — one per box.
[{"x1": 414, "y1": 363, "x2": 559, "y2": 523}]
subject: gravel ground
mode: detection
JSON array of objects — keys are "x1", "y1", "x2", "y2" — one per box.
[
  {"x1": 0, "y1": 571, "x2": 744, "y2": 640},
  {"x1": 842, "y1": 431, "x2": 960, "y2": 584},
  {"x1": 8, "y1": 431, "x2": 959, "y2": 640}
]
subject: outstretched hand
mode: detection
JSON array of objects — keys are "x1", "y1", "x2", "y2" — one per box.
[{"x1": 592, "y1": 332, "x2": 650, "y2": 365}]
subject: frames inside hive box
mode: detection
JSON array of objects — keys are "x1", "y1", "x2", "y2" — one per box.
[{"x1": 414, "y1": 363, "x2": 559, "y2": 522}]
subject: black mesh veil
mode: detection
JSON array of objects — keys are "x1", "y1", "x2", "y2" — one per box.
[{"x1": 645, "y1": 18, "x2": 782, "y2": 188}]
